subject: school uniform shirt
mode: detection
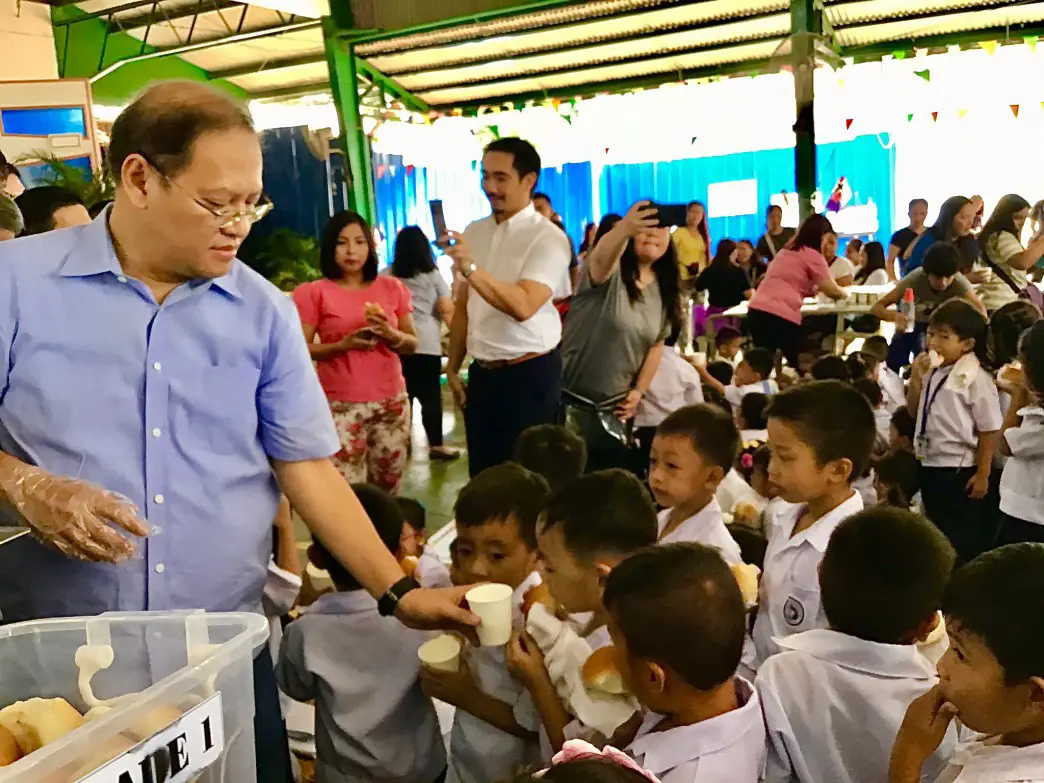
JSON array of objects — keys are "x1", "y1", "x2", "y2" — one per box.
[
  {"x1": 756, "y1": 629, "x2": 957, "y2": 783},
  {"x1": 635, "y1": 349, "x2": 705, "y2": 429},
  {"x1": 879, "y1": 366, "x2": 907, "y2": 414},
  {"x1": 1000, "y1": 405, "x2": 1044, "y2": 525},
  {"x1": 447, "y1": 572, "x2": 542, "y2": 783},
  {"x1": 875, "y1": 407, "x2": 893, "y2": 450},
  {"x1": 915, "y1": 360, "x2": 1004, "y2": 468},
  {"x1": 657, "y1": 499, "x2": 742, "y2": 564},
  {"x1": 935, "y1": 736, "x2": 1044, "y2": 783},
  {"x1": 417, "y1": 546, "x2": 453, "y2": 589},
  {"x1": 276, "y1": 590, "x2": 447, "y2": 783},
  {"x1": 740, "y1": 429, "x2": 769, "y2": 444},
  {"x1": 725, "y1": 380, "x2": 779, "y2": 412},
  {"x1": 716, "y1": 469, "x2": 763, "y2": 516},
  {"x1": 829, "y1": 256, "x2": 857, "y2": 282},
  {"x1": 751, "y1": 492, "x2": 864, "y2": 667},
  {"x1": 626, "y1": 678, "x2": 766, "y2": 783}
]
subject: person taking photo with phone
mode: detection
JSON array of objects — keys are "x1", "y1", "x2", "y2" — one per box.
[{"x1": 443, "y1": 138, "x2": 572, "y2": 477}]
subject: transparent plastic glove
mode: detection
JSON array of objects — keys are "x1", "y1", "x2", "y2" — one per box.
[{"x1": 0, "y1": 462, "x2": 148, "y2": 562}]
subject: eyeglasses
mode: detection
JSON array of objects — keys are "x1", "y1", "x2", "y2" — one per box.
[{"x1": 145, "y1": 158, "x2": 274, "y2": 230}]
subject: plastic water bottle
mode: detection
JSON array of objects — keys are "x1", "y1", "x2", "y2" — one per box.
[{"x1": 899, "y1": 288, "x2": 915, "y2": 333}]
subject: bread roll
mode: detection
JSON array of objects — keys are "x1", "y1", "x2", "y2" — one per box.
[
  {"x1": 400, "y1": 555, "x2": 419, "y2": 580},
  {"x1": 0, "y1": 698, "x2": 84, "y2": 755},
  {"x1": 0, "y1": 725, "x2": 21, "y2": 766},
  {"x1": 732, "y1": 502, "x2": 760, "y2": 527},
  {"x1": 521, "y1": 583, "x2": 555, "y2": 617},
  {"x1": 730, "y1": 563, "x2": 761, "y2": 609},
  {"x1": 582, "y1": 646, "x2": 627, "y2": 695}
]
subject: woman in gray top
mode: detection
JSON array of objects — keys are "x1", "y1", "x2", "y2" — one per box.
[
  {"x1": 391, "y1": 227, "x2": 459, "y2": 460},
  {"x1": 561, "y1": 202, "x2": 682, "y2": 470}
]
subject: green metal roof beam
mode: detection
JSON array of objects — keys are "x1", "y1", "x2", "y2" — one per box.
[
  {"x1": 210, "y1": 52, "x2": 325, "y2": 79},
  {"x1": 839, "y1": 22, "x2": 1044, "y2": 57},
  {"x1": 353, "y1": 56, "x2": 431, "y2": 114},
  {"x1": 110, "y1": 0, "x2": 245, "y2": 33}
]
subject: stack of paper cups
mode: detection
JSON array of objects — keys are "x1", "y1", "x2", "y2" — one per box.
[{"x1": 466, "y1": 583, "x2": 514, "y2": 646}]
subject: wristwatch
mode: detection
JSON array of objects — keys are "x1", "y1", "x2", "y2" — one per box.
[
  {"x1": 377, "y1": 576, "x2": 421, "y2": 617},
  {"x1": 461, "y1": 262, "x2": 477, "y2": 279}
]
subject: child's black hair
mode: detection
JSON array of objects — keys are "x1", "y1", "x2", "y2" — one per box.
[
  {"x1": 702, "y1": 385, "x2": 729, "y2": 413},
  {"x1": 715, "y1": 326, "x2": 743, "y2": 349},
  {"x1": 540, "y1": 469, "x2": 657, "y2": 562},
  {"x1": 313, "y1": 484, "x2": 403, "y2": 591},
  {"x1": 736, "y1": 441, "x2": 769, "y2": 484},
  {"x1": 943, "y1": 543, "x2": 1044, "y2": 684},
  {"x1": 921, "y1": 241, "x2": 961, "y2": 278},
  {"x1": 448, "y1": 537, "x2": 460, "y2": 569},
  {"x1": 742, "y1": 347, "x2": 774, "y2": 381},
  {"x1": 987, "y1": 300, "x2": 1041, "y2": 371},
  {"x1": 874, "y1": 450, "x2": 921, "y2": 509},
  {"x1": 766, "y1": 380, "x2": 876, "y2": 481},
  {"x1": 604, "y1": 543, "x2": 745, "y2": 691},
  {"x1": 853, "y1": 377, "x2": 883, "y2": 409},
  {"x1": 821, "y1": 507, "x2": 956, "y2": 644},
  {"x1": 845, "y1": 353, "x2": 870, "y2": 382},
  {"x1": 739, "y1": 392, "x2": 769, "y2": 431},
  {"x1": 891, "y1": 407, "x2": 916, "y2": 444},
  {"x1": 705, "y1": 360, "x2": 734, "y2": 387},
  {"x1": 397, "y1": 497, "x2": 426, "y2": 533},
  {"x1": 859, "y1": 336, "x2": 889, "y2": 367},
  {"x1": 1021, "y1": 320, "x2": 1044, "y2": 395},
  {"x1": 656, "y1": 404, "x2": 740, "y2": 473},
  {"x1": 810, "y1": 355, "x2": 851, "y2": 383},
  {"x1": 513, "y1": 424, "x2": 588, "y2": 490},
  {"x1": 514, "y1": 759, "x2": 654, "y2": 783},
  {"x1": 929, "y1": 298, "x2": 989, "y2": 365},
  {"x1": 455, "y1": 463, "x2": 549, "y2": 549}
]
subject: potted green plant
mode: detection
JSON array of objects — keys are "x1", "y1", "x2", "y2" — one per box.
[
  {"x1": 253, "y1": 228, "x2": 322, "y2": 291},
  {"x1": 23, "y1": 152, "x2": 115, "y2": 209}
]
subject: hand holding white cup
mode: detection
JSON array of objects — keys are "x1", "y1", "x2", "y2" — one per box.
[
  {"x1": 465, "y1": 583, "x2": 514, "y2": 646},
  {"x1": 418, "y1": 634, "x2": 462, "y2": 672}
]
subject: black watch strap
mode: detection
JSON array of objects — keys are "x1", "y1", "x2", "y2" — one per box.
[{"x1": 378, "y1": 576, "x2": 420, "y2": 617}]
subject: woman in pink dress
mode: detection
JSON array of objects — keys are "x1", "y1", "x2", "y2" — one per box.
[
  {"x1": 293, "y1": 211, "x2": 418, "y2": 492},
  {"x1": 747, "y1": 214, "x2": 847, "y2": 365}
]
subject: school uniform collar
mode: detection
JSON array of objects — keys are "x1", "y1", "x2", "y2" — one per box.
[
  {"x1": 306, "y1": 589, "x2": 378, "y2": 616},
  {"x1": 1017, "y1": 405, "x2": 1044, "y2": 419},
  {"x1": 776, "y1": 492, "x2": 863, "y2": 553},
  {"x1": 629, "y1": 678, "x2": 760, "y2": 775},
  {"x1": 659, "y1": 498, "x2": 723, "y2": 538},
  {"x1": 776, "y1": 629, "x2": 937, "y2": 680},
  {"x1": 947, "y1": 735, "x2": 1044, "y2": 781}
]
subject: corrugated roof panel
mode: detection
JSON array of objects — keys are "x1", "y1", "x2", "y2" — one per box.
[
  {"x1": 356, "y1": 0, "x2": 786, "y2": 57},
  {"x1": 826, "y1": 0, "x2": 1014, "y2": 27},
  {"x1": 396, "y1": 14, "x2": 789, "y2": 91},
  {"x1": 836, "y1": 4, "x2": 1044, "y2": 46},
  {"x1": 416, "y1": 38, "x2": 781, "y2": 105},
  {"x1": 227, "y1": 60, "x2": 329, "y2": 89},
  {"x1": 179, "y1": 26, "x2": 324, "y2": 69},
  {"x1": 366, "y1": 0, "x2": 788, "y2": 75}
]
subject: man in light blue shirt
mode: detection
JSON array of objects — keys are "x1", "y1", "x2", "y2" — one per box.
[{"x1": 0, "y1": 81, "x2": 475, "y2": 782}]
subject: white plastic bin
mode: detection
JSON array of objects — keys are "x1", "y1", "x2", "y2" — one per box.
[{"x1": 0, "y1": 611, "x2": 268, "y2": 783}]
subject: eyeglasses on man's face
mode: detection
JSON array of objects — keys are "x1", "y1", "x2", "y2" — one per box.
[{"x1": 143, "y1": 157, "x2": 273, "y2": 230}]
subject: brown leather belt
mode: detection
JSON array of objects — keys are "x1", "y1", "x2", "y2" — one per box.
[{"x1": 473, "y1": 351, "x2": 549, "y2": 370}]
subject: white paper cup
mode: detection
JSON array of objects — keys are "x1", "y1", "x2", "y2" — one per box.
[
  {"x1": 692, "y1": 351, "x2": 707, "y2": 366},
  {"x1": 466, "y1": 583, "x2": 514, "y2": 646},
  {"x1": 418, "y1": 634, "x2": 462, "y2": 673}
]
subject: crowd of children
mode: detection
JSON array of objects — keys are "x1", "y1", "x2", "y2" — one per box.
[{"x1": 266, "y1": 271, "x2": 1044, "y2": 782}]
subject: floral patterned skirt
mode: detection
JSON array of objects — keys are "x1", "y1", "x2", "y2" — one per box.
[{"x1": 329, "y1": 391, "x2": 410, "y2": 494}]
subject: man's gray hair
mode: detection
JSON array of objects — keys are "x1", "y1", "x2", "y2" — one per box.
[{"x1": 0, "y1": 194, "x2": 23, "y2": 236}]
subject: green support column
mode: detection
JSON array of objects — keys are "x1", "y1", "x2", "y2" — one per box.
[
  {"x1": 791, "y1": 0, "x2": 821, "y2": 222},
  {"x1": 324, "y1": 17, "x2": 375, "y2": 225}
]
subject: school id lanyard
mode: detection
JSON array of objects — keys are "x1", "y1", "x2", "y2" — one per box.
[{"x1": 915, "y1": 366, "x2": 953, "y2": 450}]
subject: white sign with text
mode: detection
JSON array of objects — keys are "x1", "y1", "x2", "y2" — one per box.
[{"x1": 77, "y1": 693, "x2": 224, "y2": 783}]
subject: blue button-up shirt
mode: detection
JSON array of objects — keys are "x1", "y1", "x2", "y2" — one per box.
[{"x1": 0, "y1": 214, "x2": 339, "y2": 623}]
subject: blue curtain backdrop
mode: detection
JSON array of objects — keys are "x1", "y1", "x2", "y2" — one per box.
[{"x1": 600, "y1": 135, "x2": 896, "y2": 249}]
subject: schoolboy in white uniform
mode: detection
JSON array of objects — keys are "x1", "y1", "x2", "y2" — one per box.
[
  {"x1": 757, "y1": 507, "x2": 959, "y2": 783},
  {"x1": 604, "y1": 544, "x2": 767, "y2": 783},
  {"x1": 891, "y1": 545, "x2": 1044, "y2": 783},
  {"x1": 752, "y1": 381, "x2": 877, "y2": 667}
]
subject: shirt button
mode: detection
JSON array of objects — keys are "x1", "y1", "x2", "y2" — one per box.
[
  {"x1": 155, "y1": 564, "x2": 165, "y2": 574},
  {"x1": 117, "y1": 275, "x2": 127, "y2": 283},
  {"x1": 151, "y1": 428, "x2": 162, "y2": 438},
  {"x1": 154, "y1": 494, "x2": 165, "y2": 505},
  {"x1": 152, "y1": 362, "x2": 162, "y2": 372}
]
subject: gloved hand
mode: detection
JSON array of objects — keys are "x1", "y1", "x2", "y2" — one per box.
[{"x1": 1, "y1": 462, "x2": 148, "y2": 563}]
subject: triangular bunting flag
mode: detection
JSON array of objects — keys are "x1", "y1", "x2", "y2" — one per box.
[
  {"x1": 604, "y1": 147, "x2": 610, "y2": 156},
  {"x1": 893, "y1": 50, "x2": 907, "y2": 60},
  {"x1": 845, "y1": 118, "x2": 854, "y2": 130},
  {"x1": 376, "y1": 164, "x2": 387, "y2": 179},
  {"x1": 405, "y1": 164, "x2": 415, "y2": 175},
  {"x1": 690, "y1": 135, "x2": 698, "y2": 144},
  {"x1": 907, "y1": 113, "x2": 914, "y2": 123},
  {"x1": 914, "y1": 69, "x2": 931, "y2": 82},
  {"x1": 958, "y1": 108, "x2": 969, "y2": 119},
  {"x1": 1011, "y1": 104, "x2": 1021, "y2": 118},
  {"x1": 981, "y1": 40, "x2": 998, "y2": 55},
  {"x1": 1025, "y1": 35, "x2": 1039, "y2": 51},
  {"x1": 931, "y1": 111, "x2": 938, "y2": 122}
]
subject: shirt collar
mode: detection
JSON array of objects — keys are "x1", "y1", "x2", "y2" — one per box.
[
  {"x1": 56, "y1": 207, "x2": 242, "y2": 300},
  {"x1": 660, "y1": 498, "x2": 723, "y2": 538},
  {"x1": 948, "y1": 736, "x2": 1044, "y2": 781},
  {"x1": 776, "y1": 629, "x2": 937, "y2": 680},
  {"x1": 493, "y1": 202, "x2": 537, "y2": 232},
  {"x1": 306, "y1": 590, "x2": 378, "y2": 616},
  {"x1": 777, "y1": 492, "x2": 863, "y2": 553},
  {"x1": 629, "y1": 678, "x2": 761, "y2": 775}
]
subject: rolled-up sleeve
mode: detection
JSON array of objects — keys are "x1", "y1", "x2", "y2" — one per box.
[
  {"x1": 1005, "y1": 411, "x2": 1044, "y2": 459},
  {"x1": 970, "y1": 375, "x2": 1004, "y2": 434},
  {"x1": 520, "y1": 229, "x2": 571, "y2": 291},
  {"x1": 258, "y1": 297, "x2": 339, "y2": 462}
]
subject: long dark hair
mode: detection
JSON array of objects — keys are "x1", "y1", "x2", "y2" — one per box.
[
  {"x1": 709, "y1": 238, "x2": 738, "y2": 270},
  {"x1": 391, "y1": 225, "x2": 437, "y2": 279},
  {"x1": 578, "y1": 222, "x2": 598, "y2": 254},
  {"x1": 855, "y1": 241, "x2": 887, "y2": 284},
  {"x1": 594, "y1": 213, "x2": 622, "y2": 246},
  {"x1": 320, "y1": 211, "x2": 378, "y2": 281},
  {"x1": 988, "y1": 300, "x2": 1041, "y2": 370},
  {"x1": 620, "y1": 234, "x2": 682, "y2": 340},
  {"x1": 980, "y1": 194, "x2": 1030, "y2": 251},
  {"x1": 790, "y1": 214, "x2": 834, "y2": 254},
  {"x1": 930, "y1": 196, "x2": 972, "y2": 242}
]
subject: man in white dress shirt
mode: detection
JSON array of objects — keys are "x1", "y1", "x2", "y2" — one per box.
[{"x1": 445, "y1": 138, "x2": 572, "y2": 476}]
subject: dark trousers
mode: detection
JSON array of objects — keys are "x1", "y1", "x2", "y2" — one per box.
[
  {"x1": 401, "y1": 353, "x2": 445, "y2": 448},
  {"x1": 996, "y1": 512, "x2": 1044, "y2": 546},
  {"x1": 254, "y1": 645, "x2": 294, "y2": 783},
  {"x1": 465, "y1": 350, "x2": 562, "y2": 477},
  {"x1": 748, "y1": 309, "x2": 804, "y2": 367},
  {"x1": 888, "y1": 323, "x2": 928, "y2": 372},
  {"x1": 919, "y1": 465, "x2": 1001, "y2": 565}
]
